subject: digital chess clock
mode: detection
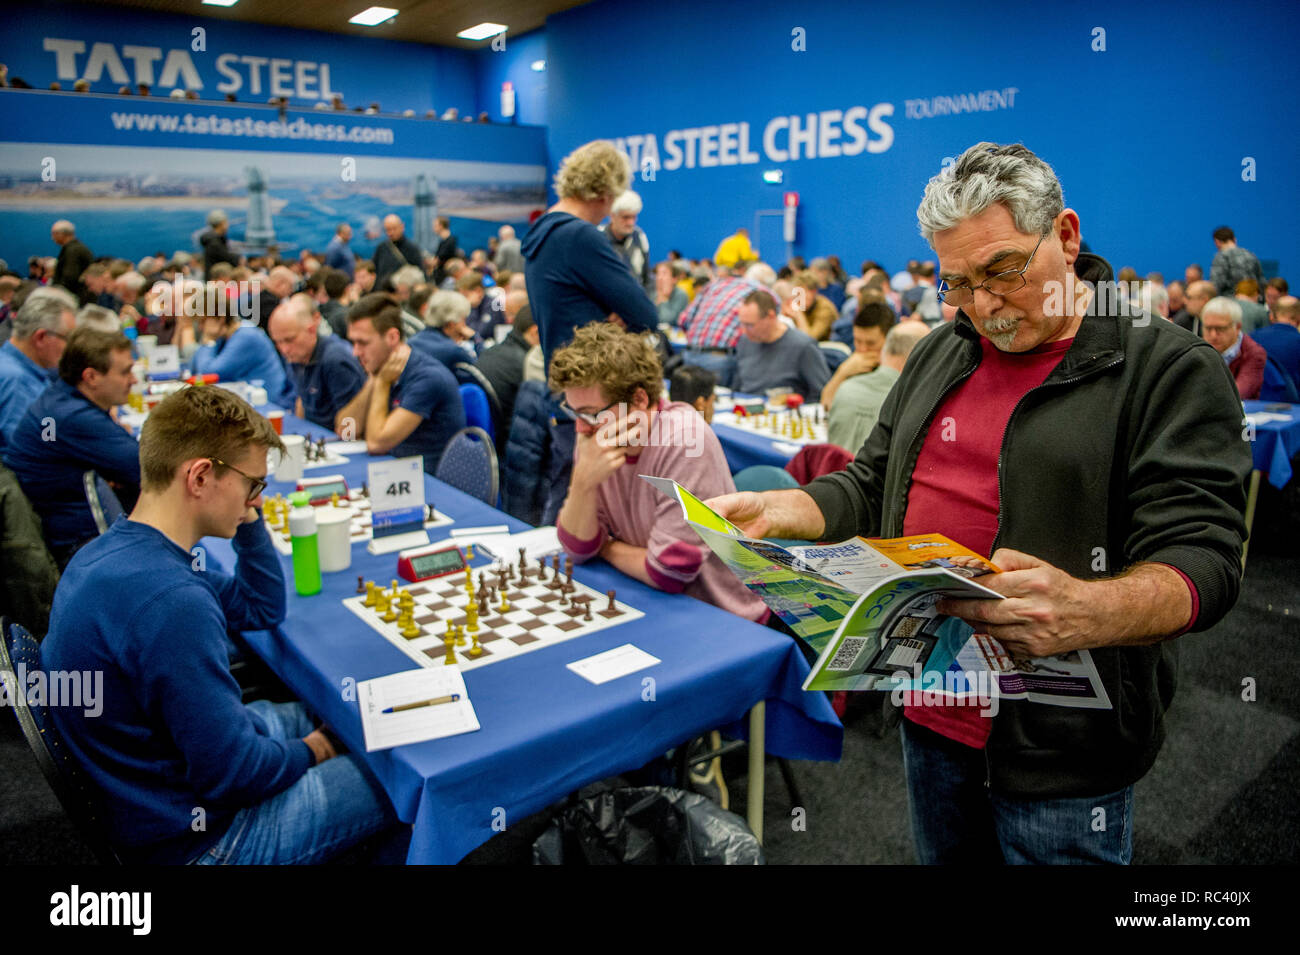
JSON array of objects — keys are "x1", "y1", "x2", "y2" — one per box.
[
  {"x1": 397, "y1": 544, "x2": 467, "y2": 583},
  {"x1": 296, "y1": 474, "x2": 349, "y2": 506}
]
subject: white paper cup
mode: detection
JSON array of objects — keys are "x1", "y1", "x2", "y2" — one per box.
[
  {"x1": 315, "y1": 505, "x2": 353, "y2": 572},
  {"x1": 136, "y1": 335, "x2": 158, "y2": 358},
  {"x1": 274, "y1": 434, "x2": 306, "y2": 482}
]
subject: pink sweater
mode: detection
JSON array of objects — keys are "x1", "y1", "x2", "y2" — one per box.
[{"x1": 557, "y1": 400, "x2": 768, "y2": 623}]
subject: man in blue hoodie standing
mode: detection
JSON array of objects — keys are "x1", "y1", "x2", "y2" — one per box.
[{"x1": 522, "y1": 139, "x2": 659, "y2": 522}]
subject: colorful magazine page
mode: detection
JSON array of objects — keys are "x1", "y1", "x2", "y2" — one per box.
[{"x1": 639, "y1": 475, "x2": 743, "y2": 537}]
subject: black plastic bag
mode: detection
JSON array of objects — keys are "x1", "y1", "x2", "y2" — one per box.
[{"x1": 532, "y1": 786, "x2": 764, "y2": 865}]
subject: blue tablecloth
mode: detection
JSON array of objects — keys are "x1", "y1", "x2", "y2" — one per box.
[
  {"x1": 1244, "y1": 400, "x2": 1300, "y2": 488},
  {"x1": 206, "y1": 413, "x2": 842, "y2": 864}
]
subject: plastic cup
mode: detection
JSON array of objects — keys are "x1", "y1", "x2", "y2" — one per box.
[
  {"x1": 267, "y1": 410, "x2": 285, "y2": 435},
  {"x1": 274, "y1": 434, "x2": 306, "y2": 482},
  {"x1": 315, "y1": 506, "x2": 353, "y2": 573}
]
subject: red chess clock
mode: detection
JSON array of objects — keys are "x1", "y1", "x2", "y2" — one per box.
[
  {"x1": 296, "y1": 474, "x2": 349, "y2": 506},
  {"x1": 397, "y1": 544, "x2": 467, "y2": 583}
]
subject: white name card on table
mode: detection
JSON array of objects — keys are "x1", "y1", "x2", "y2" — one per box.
[
  {"x1": 147, "y1": 345, "x2": 180, "y2": 377},
  {"x1": 367, "y1": 456, "x2": 431, "y2": 554},
  {"x1": 567, "y1": 644, "x2": 661, "y2": 685},
  {"x1": 358, "y1": 667, "x2": 479, "y2": 752}
]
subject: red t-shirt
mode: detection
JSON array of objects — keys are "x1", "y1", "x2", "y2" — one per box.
[{"x1": 900, "y1": 335, "x2": 1074, "y2": 748}]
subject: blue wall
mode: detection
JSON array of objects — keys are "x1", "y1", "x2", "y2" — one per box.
[
  {"x1": 0, "y1": 1, "x2": 479, "y2": 115},
  {"x1": 475, "y1": 30, "x2": 549, "y2": 127},
  {"x1": 545, "y1": 0, "x2": 1300, "y2": 279}
]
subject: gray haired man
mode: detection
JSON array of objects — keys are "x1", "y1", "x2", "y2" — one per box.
[
  {"x1": 0, "y1": 286, "x2": 77, "y2": 449},
  {"x1": 706, "y1": 142, "x2": 1250, "y2": 865},
  {"x1": 200, "y1": 209, "x2": 240, "y2": 276},
  {"x1": 601, "y1": 190, "x2": 652, "y2": 294}
]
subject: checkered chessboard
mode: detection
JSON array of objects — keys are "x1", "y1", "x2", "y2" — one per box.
[{"x1": 342, "y1": 564, "x2": 642, "y2": 672}]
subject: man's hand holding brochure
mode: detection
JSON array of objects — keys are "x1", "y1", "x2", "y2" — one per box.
[{"x1": 643, "y1": 476, "x2": 1111, "y2": 708}]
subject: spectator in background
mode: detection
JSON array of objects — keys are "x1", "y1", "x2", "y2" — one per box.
[
  {"x1": 1201, "y1": 296, "x2": 1266, "y2": 399},
  {"x1": 1176, "y1": 279, "x2": 1216, "y2": 336},
  {"x1": 0, "y1": 287, "x2": 77, "y2": 450},
  {"x1": 821, "y1": 301, "x2": 896, "y2": 408},
  {"x1": 51, "y1": 220, "x2": 94, "y2": 303},
  {"x1": 601, "y1": 191, "x2": 652, "y2": 294},
  {"x1": 387, "y1": 266, "x2": 427, "y2": 338},
  {"x1": 809, "y1": 257, "x2": 845, "y2": 309},
  {"x1": 654, "y1": 261, "x2": 688, "y2": 327},
  {"x1": 494, "y1": 224, "x2": 525, "y2": 274},
  {"x1": 430, "y1": 216, "x2": 459, "y2": 285},
  {"x1": 268, "y1": 294, "x2": 367, "y2": 434},
  {"x1": 200, "y1": 210, "x2": 241, "y2": 276},
  {"x1": 1210, "y1": 227, "x2": 1264, "y2": 298},
  {"x1": 787, "y1": 269, "x2": 839, "y2": 341},
  {"x1": 345, "y1": 293, "x2": 465, "y2": 472},
  {"x1": 477, "y1": 304, "x2": 539, "y2": 437},
  {"x1": 828, "y1": 321, "x2": 929, "y2": 454},
  {"x1": 75, "y1": 304, "x2": 122, "y2": 333},
  {"x1": 438, "y1": 258, "x2": 466, "y2": 291},
  {"x1": 192, "y1": 285, "x2": 293, "y2": 406},
  {"x1": 1166, "y1": 280, "x2": 1186, "y2": 321},
  {"x1": 79, "y1": 262, "x2": 117, "y2": 309},
  {"x1": 676, "y1": 263, "x2": 757, "y2": 388},
  {"x1": 1251, "y1": 296, "x2": 1300, "y2": 392},
  {"x1": 4, "y1": 327, "x2": 141, "y2": 568},
  {"x1": 324, "y1": 223, "x2": 356, "y2": 279},
  {"x1": 713, "y1": 228, "x2": 757, "y2": 270},
  {"x1": 372, "y1": 215, "x2": 424, "y2": 292},
  {"x1": 348, "y1": 260, "x2": 376, "y2": 303},
  {"x1": 253, "y1": 266, "x2": 298, "y2": 332},
  {"x1": 0, "y1": 275, "x2": 22, "y2": 331},
  {"x1": 1185, "y1": 263, "x2": 1203, "y2": 286},
  {"x1": 409, "y1": 288, "x2": 477, "y2": 374},
  {"x1": 668, "y1": 363, "x2": 717, "y2": 424},
  {"x1": 901, "y1": 262, "x2": 942, "y2": 325},
  {"x1": 316, "y1": 268, "x2": 351, "y2": 337},
  {"x1": 733, "y1": 288, "x2": 830, "y2": 400},
  {"x1": 457, "y1": 270, "x2": 502, "y2": 342},
  {"x1": 1235, "y1": 280, "x2": 1270, "y2": 334},
  {"x1": 1265, "y1": 277, "x2": 1288, "y2": 314}
]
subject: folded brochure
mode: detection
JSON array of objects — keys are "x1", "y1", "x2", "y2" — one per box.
[{"x1": 642, "y1": 476, "x2": 1111, "y2": 708}]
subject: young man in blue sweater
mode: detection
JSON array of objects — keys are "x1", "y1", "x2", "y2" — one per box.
[
  {"x1": 4, "y1": 327, "x2": 142, "y2": 567},
  {"x1": 40, "y1": 386, "x2": 399, "y2": 863}
]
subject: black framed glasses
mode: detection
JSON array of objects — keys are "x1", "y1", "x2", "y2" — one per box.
[
  {"x1": 558, "y1": 397, "x2": 620, "y2": 426},
  {"x1": 937, "y1": 233, "x2": 1047, "y2": 307},
  {"x1": 209, "y1": 457, "x2": 267, "y2": 503}
]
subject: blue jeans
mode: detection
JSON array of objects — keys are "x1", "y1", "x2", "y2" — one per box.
[
  {"x1": 900, "y1": 718, "x2": 1133, "y2": 865},
  {"x1": 191, "y1": 701, "x2": 402, "y2": 865}
]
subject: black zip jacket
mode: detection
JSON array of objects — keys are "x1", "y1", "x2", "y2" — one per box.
[{"x1": 803, "y1": 254, "x2": 1251, "y2": 797}]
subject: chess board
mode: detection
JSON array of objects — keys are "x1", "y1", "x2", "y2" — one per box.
[
  {"x1": 713, "y1": 404, "x2": 828, "y2": 446},
  {"x1": 303, "y1": 449, "x2": 350, "y2": 470},
  {"x1": 265, "y1": 489, "x2": 454, "y2": 555},
  {"x1": 342, "y1": 564, "x2": 643, "y2": 672}
]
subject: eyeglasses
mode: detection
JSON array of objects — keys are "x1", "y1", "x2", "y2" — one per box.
[
  {"x1": 937, "y1": 233, "x2": 1047, "y2": 307},
  {"x1": 209, "y1": 457, "x2": 267, "y2": 503},
  {"x1": 558, "y1": 397, "x2": 620, "y2": 426}
]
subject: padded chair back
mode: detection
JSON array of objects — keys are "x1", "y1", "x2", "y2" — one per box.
[
  {"x1": 458, "y1": 383, "x2": 495, "y2": 443},
  {"x1": 1260, "y1": 354, "x2": 1300, "y2": 403},
  {"x1": 732, "y1": 465, "x2": 800, "y2": 492},
  {"x1": 455, "y1": 363, "x2": 506, "y2": 448},
  {"x1": 819, "y1": 340, "x2": 851, "y2": 373},
  {"x1": 83, "y1": 471, "x2": 124, "y2": 534},
  {"x1": 1, "y1": 617, "x2": 121, "y2": 864},
  {"x1": 785, "y1": 443, "x2": 854, "y2": 482},
  {"x1": 435, "y1": 427, "x2": 499, "y2": 505}
]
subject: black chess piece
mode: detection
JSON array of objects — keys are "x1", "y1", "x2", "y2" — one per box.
[{"x1": 355, "y1": 575, "x2": 365, "y2": 594}]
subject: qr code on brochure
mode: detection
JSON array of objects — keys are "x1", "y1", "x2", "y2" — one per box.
[{"x1": 827, "y1": 637, "x2": 868, "y2": 671}]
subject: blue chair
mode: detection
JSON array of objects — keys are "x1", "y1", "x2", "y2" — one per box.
[
  {"x1": 436, "y1": 427, "x2": 499, "y2": 506},
  {"x1": 1260, "y1": 354, "x2": 1300, "y2": 402},
  {"x1": 455, "y1": 363, "x2": 505, "y2": 449},
  {"x1": 458, "y1": 383, "x2": 495, "y2": 444},
  {"x1": 83, "y1": 470, "x2": 124, "y2": 534},
  {"x1": 819, "y1": 340, "x2": 851, "y2": 373},
  {"x1": 732, "y1": 465, "x2": 799, "y2": 492},
  {"x1": 1, "y1": 617, "x2": 121, "y2": 864}
]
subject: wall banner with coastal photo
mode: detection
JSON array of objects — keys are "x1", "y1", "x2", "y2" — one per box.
[{"x1": 0, "y1": 89, "x2": 548, "y2": 269}]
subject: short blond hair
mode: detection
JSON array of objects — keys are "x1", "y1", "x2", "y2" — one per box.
[
  {"x1": 553, "y1": 140, "x2": 630, "y2": 202},
  {"x1": 139, "y1": 386, "x2": 282, "y2": 492},
  {"x1": 549, "y1": 324, "x2": 662, "y2": 406}
]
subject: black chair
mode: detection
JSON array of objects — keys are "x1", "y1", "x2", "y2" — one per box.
[
  {"x1": 1, "y1": 616, "x2": 121, "y2": 864},
  {"x1": 435, "y1": 426, "x2": 499, "y2": 506},
  {"x1": 819, "y1": 340, "x2": 851, "y2": 373}
]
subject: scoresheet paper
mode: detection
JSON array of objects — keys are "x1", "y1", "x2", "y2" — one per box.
[
  {"x1": 566, "y1": 644, "x2": 661, "y2": 685},
  {"x1": 358, "y1": 668, "x2": 480, "y2": 752}
]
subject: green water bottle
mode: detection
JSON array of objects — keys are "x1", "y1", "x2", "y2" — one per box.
[{"x1": 288, "y1": 490, "x2": 322, "y2": 596}]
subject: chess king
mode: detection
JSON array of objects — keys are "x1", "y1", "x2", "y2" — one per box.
[
  {"x1": 549, "y1": 323, "x2": 767, "y2": 623},
  {"x1": 41, "y1": 385, "x2": 404, "y2": 864}
]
